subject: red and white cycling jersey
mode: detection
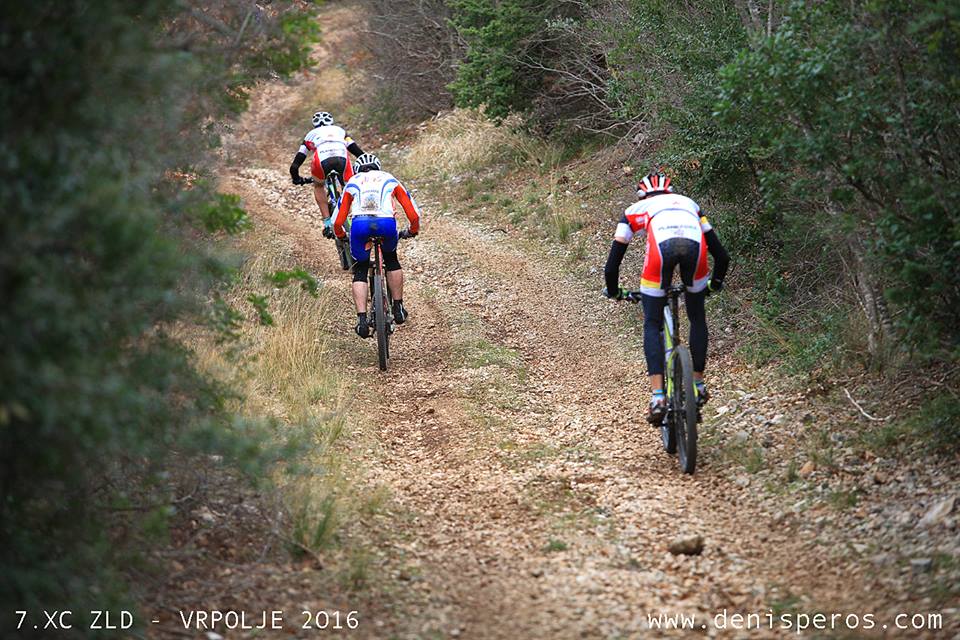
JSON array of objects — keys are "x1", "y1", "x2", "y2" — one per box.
[
  {"x1": 333, "y1": 170, "x2": 420, "y2": 239},
  {"x1": 299, "y1": 125, "x2": 354, "y2": 162},
  {"x1": 615, "y1": 193, "x2": 713, "y2": 297}
]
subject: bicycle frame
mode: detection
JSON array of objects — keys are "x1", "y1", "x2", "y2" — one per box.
[
  {"x1": 325, "y1": 170, "x2": 343, "y2": 211},
  {"x1": 324, "y1": 170, "x2": 354, "y2": 271},
  {"x1": 369, "y1": 238, "x2": 388, "y2": 293}
]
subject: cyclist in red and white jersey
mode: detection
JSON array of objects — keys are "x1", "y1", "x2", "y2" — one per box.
[
  {"x1": 334, "y1": 153, "x2": 421, "y2": 339},
  {"x1": 603, "y1": 172, "x2": 730, "y2": 424},
  {"x1": 289, "y1": 111, "x2": 365, "y2": 237}
]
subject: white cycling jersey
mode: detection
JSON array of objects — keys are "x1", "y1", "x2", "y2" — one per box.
[
  {"x1": 342, "y1": 170, "x2": 416, "y2": 219},
  {"x1": 615, "y1": 193, "x2": 713, "y2": 295},
  {"x1": 298, "y1": 125, "x2": 353, "y2": 161},
  {"x1": 616, "y1": 193, "x2": 710, "y2": 244},
  {"x1": 334, "y1": 169, "x2": 421, "y2": 238}
]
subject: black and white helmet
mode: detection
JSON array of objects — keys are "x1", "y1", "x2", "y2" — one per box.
[
  {"x1": 312, "y1": 111, "x2": 334, "y2": 127},
  {"x1": 353, "y1": 153, "x2": 381, "y2": 173}
]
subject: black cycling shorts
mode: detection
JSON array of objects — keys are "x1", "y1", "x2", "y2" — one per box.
[{"x1": 310, "y1": 154, "x2": 349, "y2": 184}]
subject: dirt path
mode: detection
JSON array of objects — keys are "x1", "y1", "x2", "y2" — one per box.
[
  {"x1": 341, "y1": 215, "x2": 857, "y2": 638},
  {"x1": 215, "y1": 5, "x2": 887, "y2": 638}
]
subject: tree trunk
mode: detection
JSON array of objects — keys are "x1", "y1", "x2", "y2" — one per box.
[{"x1": 847, "y1": 240, "x2": 892, "y2": 367}]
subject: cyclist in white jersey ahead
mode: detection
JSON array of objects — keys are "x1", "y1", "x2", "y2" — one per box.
[
  {"x1": 289, "y1": 111, "x2": 365, "y2": 236},
  {"x1": 333, "y1": 154, "x2": 421, "y2": 339}
]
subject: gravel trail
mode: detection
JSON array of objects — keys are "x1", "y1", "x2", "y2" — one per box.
[{"x1": 215, "y1": 5, "x2": 900, "y2": 638}]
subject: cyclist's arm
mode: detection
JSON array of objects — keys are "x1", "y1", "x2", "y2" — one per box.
[
  {"x1": 345, "y1": 135, "x2": 364, "y2": 158},
  {"x1": 604, "y1": 238, "x2": 628, "y2": 295},
  {"x1": 393, "y1": 184, "x2": 420, "y2": 234},
  {"x1": 704, "y1": 229, "x2": 729, "y2": 284},
  {"x1": 698, "y1": 212, "x2": 729, "y2": 284},
  {"x1": 290, "y1": 151, "x2": 307, "y2": 182},
  {"x1": 604, "y1": 214, "x2": 635, "y2": 294},
  {"x1": 334, "y1": 190, "x2": 353, "y2": 238}
]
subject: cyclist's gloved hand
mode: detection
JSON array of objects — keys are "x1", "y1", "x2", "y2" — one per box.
[
  {"x1": 707, "y1": 278, "x2": 723, "y2": 294},
  {"x1": 292, "y1": 175, "x2": 305, "y2": 186},
  {"x1": 322, "y1": 218, "x2": 334, "y2": 239},
  {"x1": 398, "y1": 229, "x2": 417, "y2": 240},
  {"x1": 602, "y1": 285, "x2": 628, "y2": 300}
]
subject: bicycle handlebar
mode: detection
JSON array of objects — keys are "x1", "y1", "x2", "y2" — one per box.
[
  {"x1": 620, "y1": 284, "x2": 686, "y2": 303},
  {"x1": 299, "y1": 175, "x2": 345, "y2": 187}
]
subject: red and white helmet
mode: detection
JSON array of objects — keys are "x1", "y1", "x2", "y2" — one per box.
[{"x1": 636, "y1": 172, "x2": 673, "y2": 198}]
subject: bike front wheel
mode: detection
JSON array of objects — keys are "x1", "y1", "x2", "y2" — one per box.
[
  {"x1": 672, "y1": 345, "x2": 698, "y2": 474},
  {"x1": 660, "y1": 331, "x2": 677, "y2": 455}
]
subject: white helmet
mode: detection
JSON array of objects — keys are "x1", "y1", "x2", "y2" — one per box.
[
  {"x1": 312, "y1": 111, "x2": 333, "y2": 127},
  {"x1": 353, "y1": 153, "x2": 381, "y2": 173}
]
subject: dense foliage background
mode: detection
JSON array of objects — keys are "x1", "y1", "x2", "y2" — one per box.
[
  {"x1": 368, "y1": 0, "x2": 959, "y2": 367},
  {"x1": 0, "y1": 0, "x2": 316, "y2": 624}
]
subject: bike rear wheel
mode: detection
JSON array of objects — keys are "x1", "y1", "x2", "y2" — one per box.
[
  {"x1": 661, "y1": 409, "x2": 678, "y2": 455},
  {"x1": 372, "y1": 245, "x2": 389, "y2": 371},
  {"x1": 672, "y1": 345, "x2": 698, "y2": 474}
]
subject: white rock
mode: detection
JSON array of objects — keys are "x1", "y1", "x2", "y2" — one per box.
[{"x1": 917, "y1": 496, "x2": 955, "y2": 528}]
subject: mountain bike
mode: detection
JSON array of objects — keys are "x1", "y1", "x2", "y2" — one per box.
[
  {"x1": 625, "y1": 284, "x2": 700, "y2": 474},
  {"x1": 324, "y1": 171, "x2": 354, "y2": 271},
  {"x1": 366, "y1": 228, "x2": 413, "y2": 372},
  {"x1": 301, "y1": 176, "x2": 353, "y2": 271}
]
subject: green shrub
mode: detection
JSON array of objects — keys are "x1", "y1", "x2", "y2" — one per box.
[
  {"x1": 715, "y1": 0, "x2": 960, "y2": 356},
  {"x1": 0, "y1": 0, "x2": 316, "y2": 622},
  {"x1": 860, "y1": 395, "x2": 960, "y2": 456},
  {"x1": 448, "y1": 0, "x2": 580, "y2": 118}
]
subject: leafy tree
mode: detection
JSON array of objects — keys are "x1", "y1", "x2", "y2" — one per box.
[
  {"x1": 715, "y1": 0, "x2": 960, "y2": 356},
  {"x1": 0, "y1": 0, "x2": 315, "y2": 626},
  {"x1": 448, "y1": 0, "x2": 582, "y2": 119},
  {"x1": 544, "y1": 0, "x2": 959, "y2": 363}
]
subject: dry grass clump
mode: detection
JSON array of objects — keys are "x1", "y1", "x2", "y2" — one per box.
[
  {"x1": 403, "y1": 108, "x2": 524, "y2": 178},
  {"x1": 187, "y1": 236, "x2": 343, "y2": 419},
  {"x1": 402, "y1": 107, "x2": 587, "y2": 244},
  {"x1": 181, "y1": 228, "x2": 383, "y2": 564},
  {"x1": 232, "y1": 245, "x2": 341, "y2": 413}
]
